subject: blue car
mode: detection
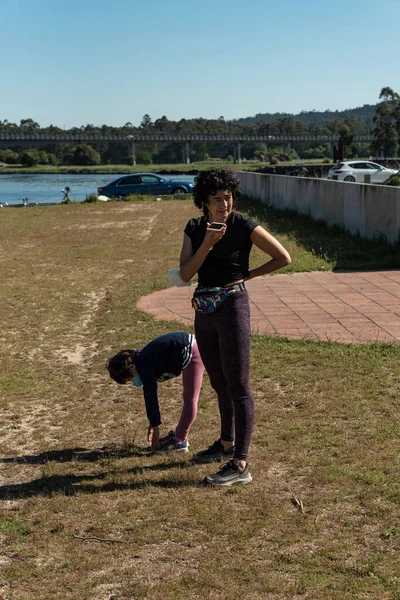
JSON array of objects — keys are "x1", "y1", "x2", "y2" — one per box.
[{"x1": 97, "y1": 173, "x2": 194, "y2": 198}]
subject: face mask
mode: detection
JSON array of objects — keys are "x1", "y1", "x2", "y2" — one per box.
[{"x1": 132, "y1": 374, "x2": 142, "y2": 388}]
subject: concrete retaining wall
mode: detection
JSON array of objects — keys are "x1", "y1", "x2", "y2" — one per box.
[{"x1": 236, "y1": 171, "x2": 400, "y2": 244}]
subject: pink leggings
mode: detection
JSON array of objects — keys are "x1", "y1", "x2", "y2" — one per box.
[{"x1": 175, "y1": 340, "x2": 205, "y2": 441}]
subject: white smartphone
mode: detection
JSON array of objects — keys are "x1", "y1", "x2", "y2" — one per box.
[{"x1": 208, "y1": 222, "x2": 225, "y2": 231}]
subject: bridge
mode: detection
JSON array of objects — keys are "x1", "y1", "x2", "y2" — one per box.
[{"x1": 0, "y1": 132, "x2": 374, "y2": 164}]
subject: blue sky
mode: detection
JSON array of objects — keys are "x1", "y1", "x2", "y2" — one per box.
[{"x1": 1, "y1": 0, "x2": 399, "y2": 128}]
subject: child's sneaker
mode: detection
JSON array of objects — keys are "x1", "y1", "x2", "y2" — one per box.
[
  {"x1": 159, "y1": 430, "x2": 175, "y2": 444},
  {"x1": 204, "y1": 459, "x2": 252, "y2": 486},
  {"x1": 157, "y1": 432, "x2": 189, "y2": 453}
]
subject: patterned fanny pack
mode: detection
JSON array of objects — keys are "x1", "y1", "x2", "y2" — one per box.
[{"x1": 191, "y1": 282, "x2": 245, "y2": 313}]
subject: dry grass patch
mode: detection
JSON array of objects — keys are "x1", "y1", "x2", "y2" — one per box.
[{"x1": 0, "y1": 199, "x2": 399, "y2": 600}]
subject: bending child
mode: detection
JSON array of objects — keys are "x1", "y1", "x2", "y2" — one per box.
[{"x1": 107, "y1": 332, "x2": 204, "y2": 452}]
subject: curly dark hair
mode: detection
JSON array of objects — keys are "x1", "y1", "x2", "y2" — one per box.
[
  {"x1": 106, "y1": 349, "x2": 139, "y2": 384},
  {"x1": 193, "y1": 168, "x2": 242, "y2": 216}
]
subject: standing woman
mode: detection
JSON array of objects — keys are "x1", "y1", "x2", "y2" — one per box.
[{"x1": 179, "y1": 168, "x2": 291, "y2": 486}]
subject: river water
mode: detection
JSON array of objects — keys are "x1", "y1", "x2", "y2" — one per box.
[{"x1": 0, "y1": 173, "x2": 196, "y2": 206}]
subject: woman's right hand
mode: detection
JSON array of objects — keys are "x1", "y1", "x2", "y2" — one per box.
[
  {"x1": 203, "y1": 222, "x2": 226, "y2": 250},
  {"x1": 179, "y1": 223, "x2": 226, "y2": 284}
]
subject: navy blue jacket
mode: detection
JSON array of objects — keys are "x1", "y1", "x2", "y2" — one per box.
[{"x1": 135, "y1": 332, "x2": 194, "y2": 427}]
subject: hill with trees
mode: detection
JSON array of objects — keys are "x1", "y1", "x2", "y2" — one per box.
[
  {"x1": 231, "y1": 104, "x2": 377, "y2": 128},
  {"x1": 0, "y1": 91, "x2": 398, "y2": 164}
]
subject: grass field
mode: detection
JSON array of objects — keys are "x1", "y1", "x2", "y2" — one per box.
[{"x1": 1, "y1": 197, "x2": 399, "y2": 600}]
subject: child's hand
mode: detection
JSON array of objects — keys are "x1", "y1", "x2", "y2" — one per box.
[{"x1": 150, "y1": 426, "x2": 160, "y2": 450}]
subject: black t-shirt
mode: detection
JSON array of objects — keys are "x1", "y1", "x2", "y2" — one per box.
[{"x1": 184, "y1": 211, "x2": 258, "y2": 287}]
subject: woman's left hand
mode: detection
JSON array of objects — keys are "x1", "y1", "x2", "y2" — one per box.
[{"x1": 248, "y1": 227, "x2": 291, "y2": 278}]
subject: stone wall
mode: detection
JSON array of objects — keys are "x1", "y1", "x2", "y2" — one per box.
[{"x1": 236, "y1": 171, "x2": 400, "y2": 244}]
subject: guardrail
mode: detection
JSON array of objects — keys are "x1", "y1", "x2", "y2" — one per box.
[{"x1": 0, "y1": 132, "x2": 374, "y2": 143}]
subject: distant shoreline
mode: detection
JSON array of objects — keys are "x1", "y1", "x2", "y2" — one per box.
[
  {"x1": 0, "y1": 165, "x2": 203, "y2": 175},
  {"x1": 0, "y1": 159, "x2": 332, "y2": 176},
  {"x1": 0, "y1": 199, "x2": 85, "y2": 208}
]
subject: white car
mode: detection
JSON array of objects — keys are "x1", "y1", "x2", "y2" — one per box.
[{"x1": 327, "y1": 161, "x2": 398, "y2": 183}]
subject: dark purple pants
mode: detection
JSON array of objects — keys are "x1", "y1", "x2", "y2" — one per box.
[{"x1": 194, "y1": 289, "x2": 254, "y2": 461}]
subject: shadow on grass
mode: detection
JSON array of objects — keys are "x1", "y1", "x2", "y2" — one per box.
[
  {"x1": 0, "y1": 460, "x2": 199, "y2": 499},
  {"x1": 238, "y1": 196, "x2": 400, "y2": 271},
  {"x1": 0, "y1": 445, "x2": 152, "y2": 465}
]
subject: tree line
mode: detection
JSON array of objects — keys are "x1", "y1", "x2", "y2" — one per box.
[{"x1": 1, "y1": 88, "x2": 399, "y2": 166}]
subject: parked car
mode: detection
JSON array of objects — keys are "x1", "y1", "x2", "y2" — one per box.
[
  {"x1": 285, "y1": 167, "x2": 308, "y2": 177},
  {"x1": 327, "y1": 161, "x2": 398, "y2": 184},
  {"x1": 97, "y1": 173, "x2": 194, "y2": 198}
]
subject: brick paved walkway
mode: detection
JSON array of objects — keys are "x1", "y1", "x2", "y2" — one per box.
[{"x1": 137, "y1": 271, "x2": 400, "y2": 344}]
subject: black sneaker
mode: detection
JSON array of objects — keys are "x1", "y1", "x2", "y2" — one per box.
[
  {"x1": 204, "y1": 460, "x2": 252, "y2": 486},
  {"x1": 193, "y1": 440, "x2": 235, "y2": 464}
]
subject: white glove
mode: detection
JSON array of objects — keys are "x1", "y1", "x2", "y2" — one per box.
[{"x1": 168, "y1": 268, "x2": 191, "y2": 287}]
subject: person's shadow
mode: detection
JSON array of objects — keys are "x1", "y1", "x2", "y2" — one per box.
[
  {"x1": 0, "y1": 445, "x2": 150, "y2": 465},
  {"x1": 0, "y1": 446, "x2": 198, "y2": 499}
]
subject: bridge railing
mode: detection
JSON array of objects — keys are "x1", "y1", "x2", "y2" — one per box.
[{"x1": 0, "y1": 132, "x2": 373, "y2": 142}]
